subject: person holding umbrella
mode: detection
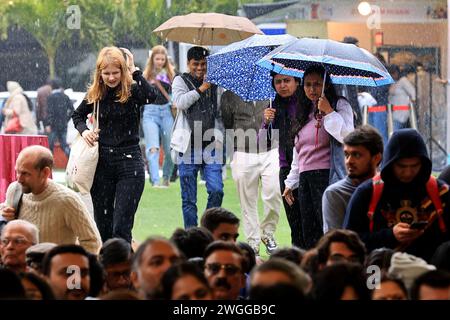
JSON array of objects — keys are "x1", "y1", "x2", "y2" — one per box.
[
  {"x1": 263, "y1": 73, "x2": 304, "y2": 249},
  {"x1": 171, "y1": 46, "x2": 224, "y2": 229},
  {"x1": 282, "y1": 64, "x2": 354, "y2": 249}
]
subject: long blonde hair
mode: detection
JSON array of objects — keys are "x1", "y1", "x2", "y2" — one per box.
[
  {"x1": 143, "y1": 45, "x2": 175, "y2": 82},
  {"x1": 86, "y1": 46, "x2": 132, "y2": 104}
]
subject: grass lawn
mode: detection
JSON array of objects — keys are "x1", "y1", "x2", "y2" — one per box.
[{"x1": 132, "y1": 167, "x2": 291, "y2": 252}]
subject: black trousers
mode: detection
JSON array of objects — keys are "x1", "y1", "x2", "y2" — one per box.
[
  {"x1": 91, "y1": 144, "x2": 145, "y2": 243},
  {"x1": 298, "y1": 169, "x2": 330, "y2": 249},
  {"x1": 279, "y1": 167, "x2": 305, "y2": 248}
]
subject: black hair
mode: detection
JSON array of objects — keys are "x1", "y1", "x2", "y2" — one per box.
[
  {"x1": 88, "y1": 253, "x2": 106, "y2": 298},
  {"x1": 238, "y1": 242, "x2": 257, "y2": 274},
  {"x1": 0, "y1": 269, "x2": 26, "y2": 300},
  {"x1": 50, "y1": 77, "x2": 62, "y2": 90},
  {"x1": 200, "y1": 207, "x2": 240, "y2": 233},
  {"x1": 311, "y1": 262, "x2": 371, "y2": 301},
  {"x1": 171, "y1": 227, "x2": 214, "y2": 260},
  {"x1": 431, "y1": 241, "x2": 450, "y2": 272},
  {"x1": 249, "y1": 283, "x2": 305, "y2": 301},
  {"x1": 187, "y1": 46, "x2": 209, "y2": 61},
  {"x1": 364, "y1": 247, "x2": 394, "y2": 272},
  {"x1": 343, "y1": 124, "x2": 384, "y2": 156},
  {"x1": 291, "y1": 64, "x2": 340, "y2": 141},
  {"x1": 316, "y1": 229, "x2": 367, "y2": 265},
  {"x1": 410, "y1": 270, "x2": 450, "y2": 300},
  {"x1": 270, "y1": 246, "x2": 305, "y2": 265},
  {"x1": 204, "y1": 241, "x2": 245, "y2": 270},
  {"x1": 42, "y1": 244, "x2": 89, "y2": 276},
  {"x1": 99, "y1": 238, "x2": 132, "y2": 268},
  {"x1": 160, "y1": 261, "x2": 211, "y2": 300},
  {"x1": 18, "y1": 272, "x2": 55, "y2": 300},
  {"x1": 370, "y1": 272, "x2": 408, "y2": 300}
]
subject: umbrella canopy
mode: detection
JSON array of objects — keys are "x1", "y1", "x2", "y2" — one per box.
[
  {"x1": 257, "y1": 38, "x2": 394, "y2": 87},
  {"x1": 153, "y1": 13, "x2": 263, "y2": 46},
  {"x1": 206, "y1": 34, "x2": 296, "y2": 101}
]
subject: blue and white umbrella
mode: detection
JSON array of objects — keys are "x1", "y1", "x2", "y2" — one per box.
[
  {"x1": 206, "y1": 34, "x2": 296, "y2": 101},
  {"x1": 257, "y1": 38, "x2": 394, "y2": 87}
]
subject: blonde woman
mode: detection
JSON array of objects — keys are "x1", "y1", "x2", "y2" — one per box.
[
  {"x1": 142, "y1": 45, "x2": 175, "y2": 187},
  {"x1": 72, "y1": 46, "x2": 159, "y2": 243}
]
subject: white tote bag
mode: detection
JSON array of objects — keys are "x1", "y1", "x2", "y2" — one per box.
[{"x1": 65, "y1": 101, "x2": 99, "y2": 194}]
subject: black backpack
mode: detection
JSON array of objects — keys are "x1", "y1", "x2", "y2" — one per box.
[{"x1": 22, "y1": 93, "x2": 33, "y2": 111}]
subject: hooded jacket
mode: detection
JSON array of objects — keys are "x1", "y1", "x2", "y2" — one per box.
[{"x1": 344, "y1": 129, "x2": 450, "y2": 261}]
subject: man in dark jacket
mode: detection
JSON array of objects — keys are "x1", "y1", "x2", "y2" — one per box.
[
  {"x1": 344, "y1": 129, "x2": 450, "y2": 261},
  {"x1": 45, "y1": 79, "x2": 74, "y2": 156}
]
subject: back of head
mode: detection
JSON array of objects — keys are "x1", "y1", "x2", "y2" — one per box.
[
  {"x1": 187, "y1": 46, "x2": 209, "y2": 61},
  {"x1": 99, "y1": 237, "x2": 132, "y2": 268},
  {"x1": 251, "y1": 258, "x2": 311, "y2": 295},
  {"x1": 0, "y1": 269, "x2": 26, "y2": 299},
  {"x1": 249, "y1": 282, "x2": 305, "y2": 301},
  {"x1": 170, "y1": 227, "x2": 214, "y2": 259},
  {"x1": 364, "y1": 247, "x2": 394, "y2": 272},
  {"x1": 431, "y1": 241, "x2": 450, "y2": 272},
  {"x1": 201, "y1": 207, "x2": 240, "y2": 233},
  {"x1": 311, "y1": 262, "x2": 370, "y2": 301},
  {"x1": 270, "y1": 247, "x2": 305, "y2": 265},
  {"x1": 380, "y1": 129, "x2": 431, "y2": 183},
  {"x1": 342, "y1": 36, "x2": 359, "y2": 46},
  {"x1": 238, "y1": 242, "x2": 257, "y2": 274},
  {"x1": 49, "y1": 77, "x2": 62, "y2": 90}
]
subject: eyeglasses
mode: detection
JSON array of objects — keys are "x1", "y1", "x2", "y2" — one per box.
[
  {"x1": 205, "y1": 263, "x2": 241, "y2": 276},
  {"x1": 1, "y1": 237, "x2": 32, "y2": 247}
]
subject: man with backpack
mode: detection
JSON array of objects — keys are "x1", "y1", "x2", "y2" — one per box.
[
  {"x1": 45, "y1": 78, "x2": 74, "y2": 156},
  {"x1": 344, "y1": 129, "x2": 450, "y2": 261}
]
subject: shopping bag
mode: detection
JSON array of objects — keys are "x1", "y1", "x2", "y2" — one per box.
[{"x1": 65, "y1": 101, "x2": 99, "y2": 194}]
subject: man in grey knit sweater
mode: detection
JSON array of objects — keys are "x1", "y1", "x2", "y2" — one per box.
[
  {"x1": 1, "y1": 146, "x2": 101, "y2": 253},
  {"x1": 322, "y1": 125, "x2": 383, "y2": 233}
]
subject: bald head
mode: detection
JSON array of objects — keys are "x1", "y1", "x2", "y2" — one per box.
[
  {"x1": 17, "y1": 146, "x2": 53, "y2": 171},
  {"x1": 15, "y1": 146, "x2": 53, "y2": 194}
]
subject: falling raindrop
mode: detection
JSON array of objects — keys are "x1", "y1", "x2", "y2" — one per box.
[
  {"x1": 36, "y1": 63, "x2": 39, "y2": 68},
  {"x1": 104, "y1": 209, "x2": 108, "y2": 215}
]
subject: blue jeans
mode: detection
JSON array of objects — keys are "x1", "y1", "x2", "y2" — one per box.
[
  {"x1": 368, "y1": 112, "x2": 388, "y2": 146},
  {"x1": 178, "y1": 149, "x2": 224, "y2": 228},
  {"x1": 48, "y1": 128, "x2": 70, "y2": 156},
  {"x1": 142, "y1": 103, "x2": 174, "y2": 184}
]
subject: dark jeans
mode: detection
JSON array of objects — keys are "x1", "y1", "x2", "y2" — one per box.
[
  {"x1": 178, "y1": 149, "x2": 224, "y2": 228},
  {"x1": 48, "y1": 128, "x2": 70, "y2": 156},
  {"x1": 279, "y1": 167, "x2": 305, "y2": 248},
  {"x1": 91, "y1": 144, "x2": 145, "y2": 243},
  {"x1": 298, "y1": 169, "x2": 330, "y2": 249}
]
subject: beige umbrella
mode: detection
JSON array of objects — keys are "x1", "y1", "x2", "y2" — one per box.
[{"x1": 153, "y1": 12, "x2": 263, "y2": 46}]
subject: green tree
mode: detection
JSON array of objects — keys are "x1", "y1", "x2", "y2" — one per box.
[{"x1": 3, "y1": 0, "x2": 113, "y2": 78}]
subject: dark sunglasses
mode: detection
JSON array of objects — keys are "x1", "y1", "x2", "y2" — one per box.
[{"x1": 205, "y1": 263, "x2": 241, "y2": 276}]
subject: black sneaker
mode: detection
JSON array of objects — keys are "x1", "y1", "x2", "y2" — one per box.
[{"x1": 261, "y1": 234, "x2": 278, "y2": 255}]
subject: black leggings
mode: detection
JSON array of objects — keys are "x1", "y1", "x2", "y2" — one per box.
[
  {"x1": 298, "y1": 169, "x2": 330, "y2": 249},
  {"x1": 279, "y1": 167, "x2": 305, "y2": 248},
  {"x1": 91, "y1": 145, "x2": 145, "y2": 243}
]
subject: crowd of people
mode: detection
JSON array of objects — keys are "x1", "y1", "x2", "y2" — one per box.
[{"x1": 1, "y1": 41, "x2": 450, "y2": 301}]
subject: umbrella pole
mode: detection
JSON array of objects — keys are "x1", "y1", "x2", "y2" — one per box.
[
  {"x1": 321, "y1": 70, "x2": 327, "y2": 97},
  {"x1": 269, "y1": 98, "x2": 272, "y2": 109}
]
